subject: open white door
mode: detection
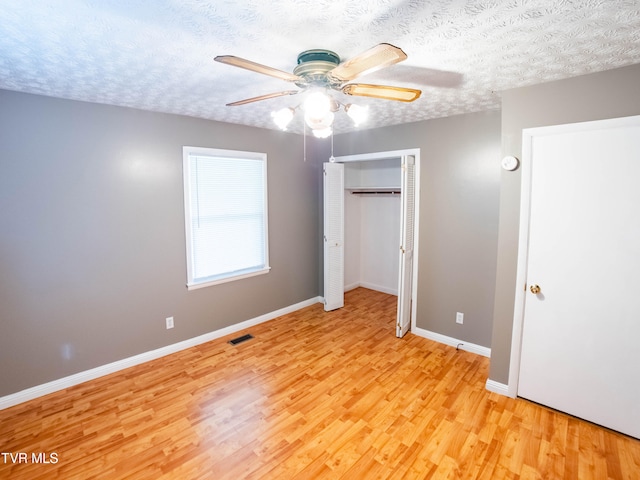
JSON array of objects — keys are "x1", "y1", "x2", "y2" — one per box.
[
  {"x1": 323, "y1": 162, "x2": 344, "y2": 311},
  {"x1": 396, "y1": 155, "x2": 415, "y2": 337}
]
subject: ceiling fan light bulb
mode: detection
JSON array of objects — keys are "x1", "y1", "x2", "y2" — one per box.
[
  {"x1": 345, "y1": 104, "x2": 369, "y2": 126},
  {"x1": 304, "y1": 91, "x2": 331, "y2": 119},
  {"x1": 305, "y1": 110, "x2": 334, "y2": 130},
  {"x1": 312, "y1": 127, "x2": 333, "y2": 139},
  {"x1": 271, "y1": 107, "x2": 294, "y2": 130}
]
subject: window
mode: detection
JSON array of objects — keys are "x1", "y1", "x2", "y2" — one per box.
[{"x1": 183, "y1": 146, "x2": 269, "y2": 290}]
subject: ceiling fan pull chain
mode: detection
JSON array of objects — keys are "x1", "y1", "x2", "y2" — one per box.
[{"x1": 330, "y1": 129, "x2": 334, "y2": 160}]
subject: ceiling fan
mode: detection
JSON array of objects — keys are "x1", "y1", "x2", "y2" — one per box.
[
  {"x1": 214, "y1": 43, "x2": 421, "y2": 136},
  {"x1": 214, "y1": 43, "x2": 421, "y2": 106}
]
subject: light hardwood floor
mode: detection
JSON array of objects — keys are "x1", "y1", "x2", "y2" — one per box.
[{"x1": 1, "y1": 288, "x2": 639, "y2": 479}]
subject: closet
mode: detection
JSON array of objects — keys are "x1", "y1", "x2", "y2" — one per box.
[
  {"x1": 344, "y1": 158, "x2": 401, "y2": 295},
  {"x1": 323, "y1": 149, "x2": 418, "y2": 337}
]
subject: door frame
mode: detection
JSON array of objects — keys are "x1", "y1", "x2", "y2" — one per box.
[
  {"x1": 507, "y1": 115, "x2": 640, "y2": 398},
  {"x1": 332, "y1": 148, "x2": 421, "y2": 335}
]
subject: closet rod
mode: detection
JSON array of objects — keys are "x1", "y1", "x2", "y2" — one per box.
[{"x1": 350, "y1": 190, "x2": 401, "y2": 195}]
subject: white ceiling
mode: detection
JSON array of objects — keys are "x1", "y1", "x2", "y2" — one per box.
[{"x1": 1, "y1": 0, "x2": 639, "y2": 134}]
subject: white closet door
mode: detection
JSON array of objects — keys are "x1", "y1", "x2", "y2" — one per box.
[
  {"x1": 396, "y1": 155, "x2": 415, "y2": 337},
  {"x1": 323, "y1": 162, "x2": 344, "y2": 311}
]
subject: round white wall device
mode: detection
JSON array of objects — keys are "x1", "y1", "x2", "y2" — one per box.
[{"x1": 501, "y1": 155, "x2": 519, "y2": 171}]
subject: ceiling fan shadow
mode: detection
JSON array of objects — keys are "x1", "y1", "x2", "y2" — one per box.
[{"x1": 368, "y1": 65, "x2": 464, "y2": 89}]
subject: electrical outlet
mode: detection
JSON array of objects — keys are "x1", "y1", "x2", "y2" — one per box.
[
  {"x1": 456, "y1": 312, "x2": 464, "y2": 325},
  {"x1": 166, "y1": 316, "x2": 174, "y2": 329}
]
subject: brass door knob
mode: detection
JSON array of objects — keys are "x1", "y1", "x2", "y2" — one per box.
[{"x1": 530, "y1": 284, "x2": 541, "y2": 294}]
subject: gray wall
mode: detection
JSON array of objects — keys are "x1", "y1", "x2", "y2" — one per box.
[
  {"x1": 0, "y1": 90, "x2": 320, "y2": 396},
  {"x1": 332, "y1": 110, "x2": 502, "y2": 348},
  {"x1": 18, "y1": 65, "x2": 633, "y2": 396},
  {"x1": 490, "y1": 63, "x2": 640, "y2": 385}
]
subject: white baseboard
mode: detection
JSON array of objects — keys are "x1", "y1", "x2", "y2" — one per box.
[
  {"x1": 344, "y1": 282, "x2": 360, "y2": 292},
  {"x1": 485, "y1": 379, "x2": 511, "y2": 397},
  {"x1": 412, "y1": 327, "x2": 491, "y2": 358},
  {"x1": 344, "y1": 281, "x2": 398, "y2": 296},
  {"x1": 360, "y1": 281, "x2": 398, "y2": 296},
  {"x1": 0, "y1": 296, "x2": 323, "y2": 411}
]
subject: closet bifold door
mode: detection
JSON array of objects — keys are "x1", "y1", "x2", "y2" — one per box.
[
  {"x1": 396, "y1": 155, "x2": 415, "y2": 337},
  {"x1": 323, "y1": 162, "x2": 344, "y2": 311}
]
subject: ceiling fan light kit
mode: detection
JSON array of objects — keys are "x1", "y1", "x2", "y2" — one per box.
[
  {"x1": 214, "y1": 43, "x2": 421, "y2": 138},
  {"x1": 271, "y1": 107, "x2": 295, "y2": 130},
  {"x1": 344, "y1": 103, "x2": 369, "y2": 126}
]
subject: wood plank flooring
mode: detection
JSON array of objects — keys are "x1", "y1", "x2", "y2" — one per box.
[{"x1": 1, "y1": 288, "x2": 639, "y2": 479}]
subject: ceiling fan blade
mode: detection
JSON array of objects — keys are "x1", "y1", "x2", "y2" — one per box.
[
  {"x1": 341, "y1": 83, "x2": 422, "y2": 102},
  {"x1": 215, "y1": 55, "x2": 301, "y2": 83},
  {"x1": 225, "y1": 90, "x2": 300, "y2": 106},
  {"x1": 329, "y1": 43, "x2": 408, "y2": 82}
]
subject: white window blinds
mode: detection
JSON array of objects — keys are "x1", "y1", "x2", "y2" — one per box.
[{"x1": 183, "y1": 147, "x2": 270, "y2": 289}]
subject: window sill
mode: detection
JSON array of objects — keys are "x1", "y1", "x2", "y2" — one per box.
[{"x1": 186, "y1": 266, "x2": 271, "y2": 291}]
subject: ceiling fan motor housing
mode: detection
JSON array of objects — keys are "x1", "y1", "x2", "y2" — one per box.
[{"x1": 293, "y1": 49, "x2": 341, "y2": 87}]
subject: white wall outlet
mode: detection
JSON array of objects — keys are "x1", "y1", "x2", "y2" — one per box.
[
  {"x1": 166, "y1": 316, "x2": 174, "y2": 329},
  {"x1": 456, "y1": 312, "x2": 464, "y2": 325}
]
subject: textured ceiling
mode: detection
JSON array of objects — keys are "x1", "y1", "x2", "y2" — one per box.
[{"x1": 1, "y1": 0, "x2": 640, "y2": 134}]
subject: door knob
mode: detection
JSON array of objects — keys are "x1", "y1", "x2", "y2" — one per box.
[{"x1": 530, "y1": 284, "x2": 541, "y2": 294}]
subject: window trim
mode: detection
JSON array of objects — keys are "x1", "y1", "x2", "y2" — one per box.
[{"x1": 183, "y1": 146, "x2": 270, "y2": 290}]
